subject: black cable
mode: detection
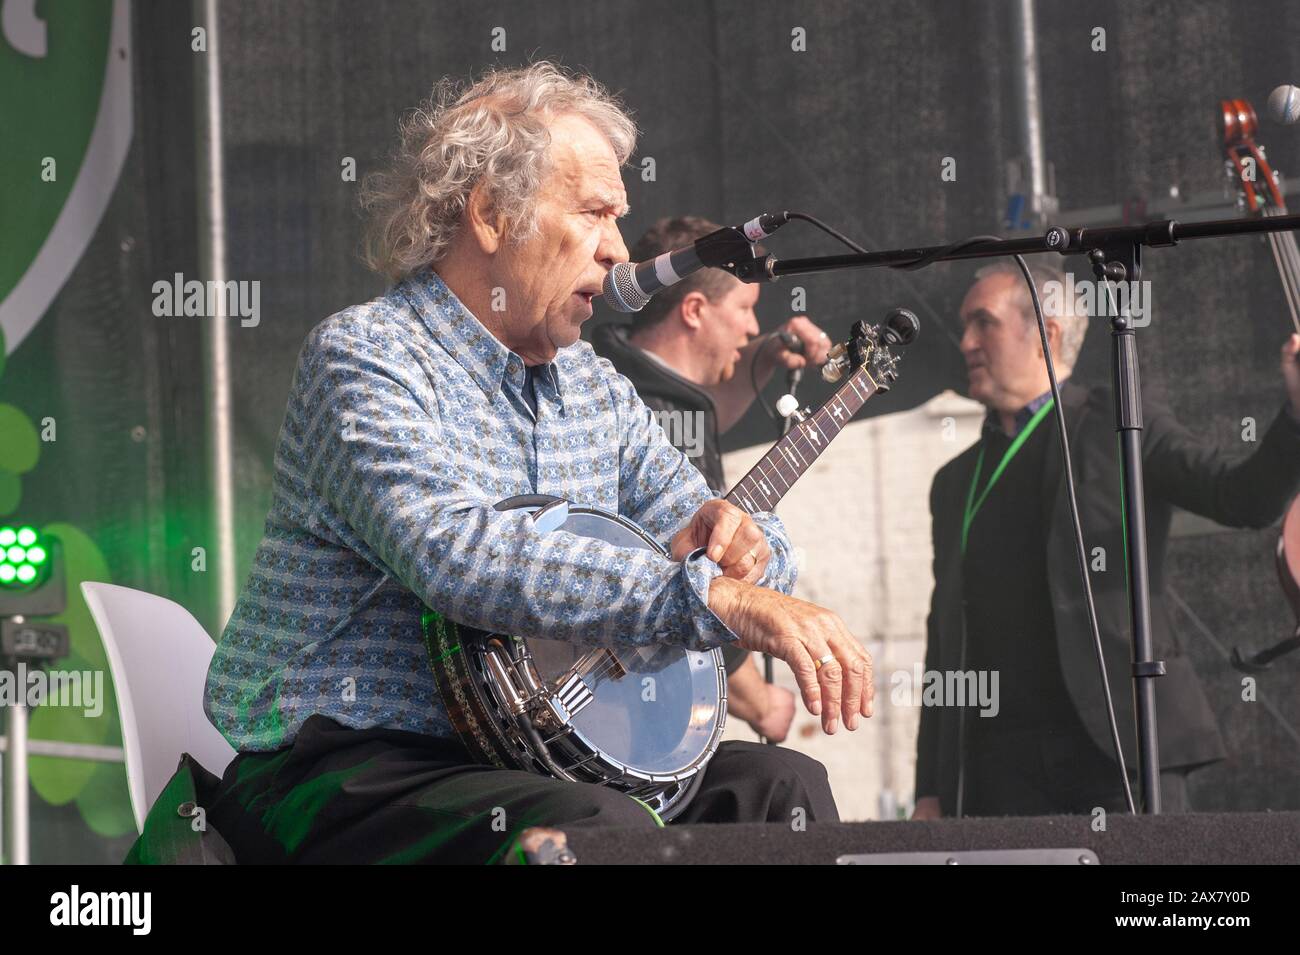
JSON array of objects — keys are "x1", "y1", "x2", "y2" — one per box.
[
  {"x1": 1013, "y1": 253, "x2": 1137, "y2": 815},
  {"x1": 786, "y1": 211, "x2": 870, "y2": 254},
  {"x1": 897, "y1": 235, "x2": 1005, "y2": 272},
  {"x1": 749, "y1": 332, "x2": 786, "y2": 423},
  {"x1": 744, "y1": 213, "x2": 865, "y2": 424},
  {"x1": 782, "y1": 212, "x2": 968, "y2": 352}
]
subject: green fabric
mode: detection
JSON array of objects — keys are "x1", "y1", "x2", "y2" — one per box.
[{"x1": 123, "y1": 754, "x2": 236, "y2": 865}]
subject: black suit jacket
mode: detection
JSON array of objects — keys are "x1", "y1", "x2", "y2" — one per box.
[{"x1": 916, "y1": 379, "x2": 1300, "y2": 814}]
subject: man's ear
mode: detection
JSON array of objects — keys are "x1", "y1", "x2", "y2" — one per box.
[
  {"x1": 465, "y1": 180, "x2": 507, "y2": 254},
  {"x1": 1043, "y1": 317, "x2": 1064, "y2": 361},
  {"x1": 678, "y1": 290, "x2": 708, "y2": 331}
]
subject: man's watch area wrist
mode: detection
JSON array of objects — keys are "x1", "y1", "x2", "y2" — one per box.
[{"x1": 707, "y1": 575, "x2": 746, "y2": 630}]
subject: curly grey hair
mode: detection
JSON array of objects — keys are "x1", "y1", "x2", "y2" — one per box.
[
  {"x1": 361, "y1": 61, "x2": 638, "y2": 280},
  {"x1": 973, "y1": 260, "x2": 1090, "y2": 370}
]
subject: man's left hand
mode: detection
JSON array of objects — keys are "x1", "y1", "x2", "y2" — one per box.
[
  {"x1": 749, "y1": 682, "x2": 797, "y2": 742},
  {"x1": 1282, "y1": 334, "x2": 1300, "y2": 420},
  {"x1": 757, "y1": 316, "x2": 834, "y2": 375},
  {"x1": 670, "y1": 499, "x2": 771, "y2": 584}
]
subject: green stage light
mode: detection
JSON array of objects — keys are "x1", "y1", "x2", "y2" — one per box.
[
  {"x1": 0, "y1": 525, "x2": 62, "y2": 619},
  {"x1": 0, "y1": 526, "x2": 53, "y2": 591}
]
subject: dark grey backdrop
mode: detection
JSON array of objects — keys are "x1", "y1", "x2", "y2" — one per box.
[{"x1": 14, "y1": 0, "x2": 1300, "y2": 836}]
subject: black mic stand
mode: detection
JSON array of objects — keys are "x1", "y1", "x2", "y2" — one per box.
[
  {"x1": 761, "y1": 336, "x2": 802, "y2": 741},
  {"x1": 723, "y1": 210, "x2": 1300, "y2": 814}
]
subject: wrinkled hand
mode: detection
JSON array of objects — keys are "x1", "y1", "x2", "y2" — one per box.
[
  {"x1": 1282, "y1": 334, "x2": 1300, "y2": 421},
  {"x1": 671, "y1": 499, "x2": 770, "y2": 584},
  {"x1": 758, "y1": 315, "x2": 834, "y2": 375},
  {"x1": 710, "y1": 578, "x2": 874, "y2": 735}
]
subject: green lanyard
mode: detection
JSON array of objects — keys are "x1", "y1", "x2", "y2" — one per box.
[{"x1": 960, "y1": 398, "x2": 1056, "y2": 555}]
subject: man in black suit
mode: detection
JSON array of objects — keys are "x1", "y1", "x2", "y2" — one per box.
[{"x1": 913, "y1": 261, "x2": 1300, "y2": 818}]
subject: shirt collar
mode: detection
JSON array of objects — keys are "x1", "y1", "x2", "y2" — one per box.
[
  {"x1": 396, "y1": 268, "x2": 567, "y2": 403},
  {"x1": 640, "y1": 347, "x2": 678, "y2": 375},
  {"x1": 982, "y1": 384, "x2": 1059, "y2": 439}
]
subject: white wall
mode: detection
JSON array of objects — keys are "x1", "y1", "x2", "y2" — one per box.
[{"x1": 720, "y1": 390, "x2": 985, "y2": 821}]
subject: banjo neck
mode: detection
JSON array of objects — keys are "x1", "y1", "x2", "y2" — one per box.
[{"x1": 724, "y1": 362, "x2": 883, "y2": 516}]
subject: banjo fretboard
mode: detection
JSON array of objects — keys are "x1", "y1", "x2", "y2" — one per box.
[{"x1": 724, "y1": 364, "x2": 881, "y2": 515}]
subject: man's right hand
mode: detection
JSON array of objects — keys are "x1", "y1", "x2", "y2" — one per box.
[
  {"x1": 708, "y1": 576, "x2": 873, "y2": 735},
  {"x1": 911, "y1": 796, "x2": 942, "y2": 820}
]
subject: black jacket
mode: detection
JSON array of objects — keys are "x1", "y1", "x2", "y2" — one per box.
[
  {"x1": 591, "y1": 322, "x2": 750, "y2": 675},
  {"x1": 917, "y1": 379, "x2": 1300, "y2": 814},
  {"x1": 590, "y1": 323, "x2": 727, "y2": 494}
]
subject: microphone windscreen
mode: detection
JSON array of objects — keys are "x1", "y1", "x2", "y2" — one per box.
[
  {"x1": 1268, "y1": 85, "x2": 1300, "y2": 125},
  {"x1": 603, "y1": 263, "x2": 650, "y2": 313}
]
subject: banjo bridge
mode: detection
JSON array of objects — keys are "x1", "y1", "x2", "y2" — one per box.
[{"x1": 541, "y1": 648, "x2": 629, "y2": 723}]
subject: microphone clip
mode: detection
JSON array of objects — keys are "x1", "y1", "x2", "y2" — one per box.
[
  {"x1": 728, "y1": 253, "x2": 778, "y2": 284},
  {"x1": 695, "y1": 225, "x2": 760, "y2": 267},
  {"x1": 696, "y1": 226, "x2": 777, "y2": 283}
]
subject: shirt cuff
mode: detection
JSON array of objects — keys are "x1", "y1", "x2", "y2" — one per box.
[
  {"x1": 751, "y1": 511, "x2": 798, "y2": 595},
  {"x1": 677, "y1": 547, "x2": 740, "y2": 652}
]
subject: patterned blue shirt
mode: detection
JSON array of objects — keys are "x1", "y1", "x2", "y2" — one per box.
[{"x1": 204, "y1": 269, "x2": 797, "y2": 752}]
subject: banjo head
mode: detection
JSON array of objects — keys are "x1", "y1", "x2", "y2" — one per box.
[
  {"x1": 424, "y1": 496, "x2": 728, "y2": 815},
  {"x1": 520, "y1": 506, "x2": 726, "y2": 779}
]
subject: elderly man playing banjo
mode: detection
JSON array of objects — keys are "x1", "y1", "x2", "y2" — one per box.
[{"x1": 202, "y1": 61, "x2": 874, "y2": 864}]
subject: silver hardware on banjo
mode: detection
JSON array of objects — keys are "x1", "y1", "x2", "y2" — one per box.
[{"x1": 422, "y1": 310, "x2": 918, "y2": 820}]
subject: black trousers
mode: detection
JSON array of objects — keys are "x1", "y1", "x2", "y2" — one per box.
[
  {"x1": 208, "y1": 715, "x2": 838, "y2": 864},
  {"x1": 962, "y1": 721, "x2": 1191, "y2": 817}
]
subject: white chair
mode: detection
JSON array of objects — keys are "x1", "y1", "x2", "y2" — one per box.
[{"x1": 80, "y1": 582, "x2": 237, "y2": 833}]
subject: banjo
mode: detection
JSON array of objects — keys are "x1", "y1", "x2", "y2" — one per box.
[{"x1": 422, "y1": 310, "x2": 917, "y2": 820}]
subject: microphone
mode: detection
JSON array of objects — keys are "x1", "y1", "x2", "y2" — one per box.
[
  {"x1": 603, "y1": 212, "x2": 791, "y2": 313},
  {"x1": 1268, "y1": 84, "x2": 1300, "y2": 125},
  {"x1": 776, "y1": 330, "x2": 804, "y2": 353}
]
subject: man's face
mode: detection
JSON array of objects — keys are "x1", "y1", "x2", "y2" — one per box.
[
  {"x1": 698, "y1": 279, "x2": 761, "y2": 384},
  {"x1": 959, "y1": 273, "x2": 1044, "y2": 409},
  {"x1": 491, "y1": 113, "x2": 630, "y2": 363}
]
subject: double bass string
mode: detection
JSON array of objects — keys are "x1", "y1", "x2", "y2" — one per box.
[{"x1": 1264, "y1": 207, "x2": 1300, "y2": 334}]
